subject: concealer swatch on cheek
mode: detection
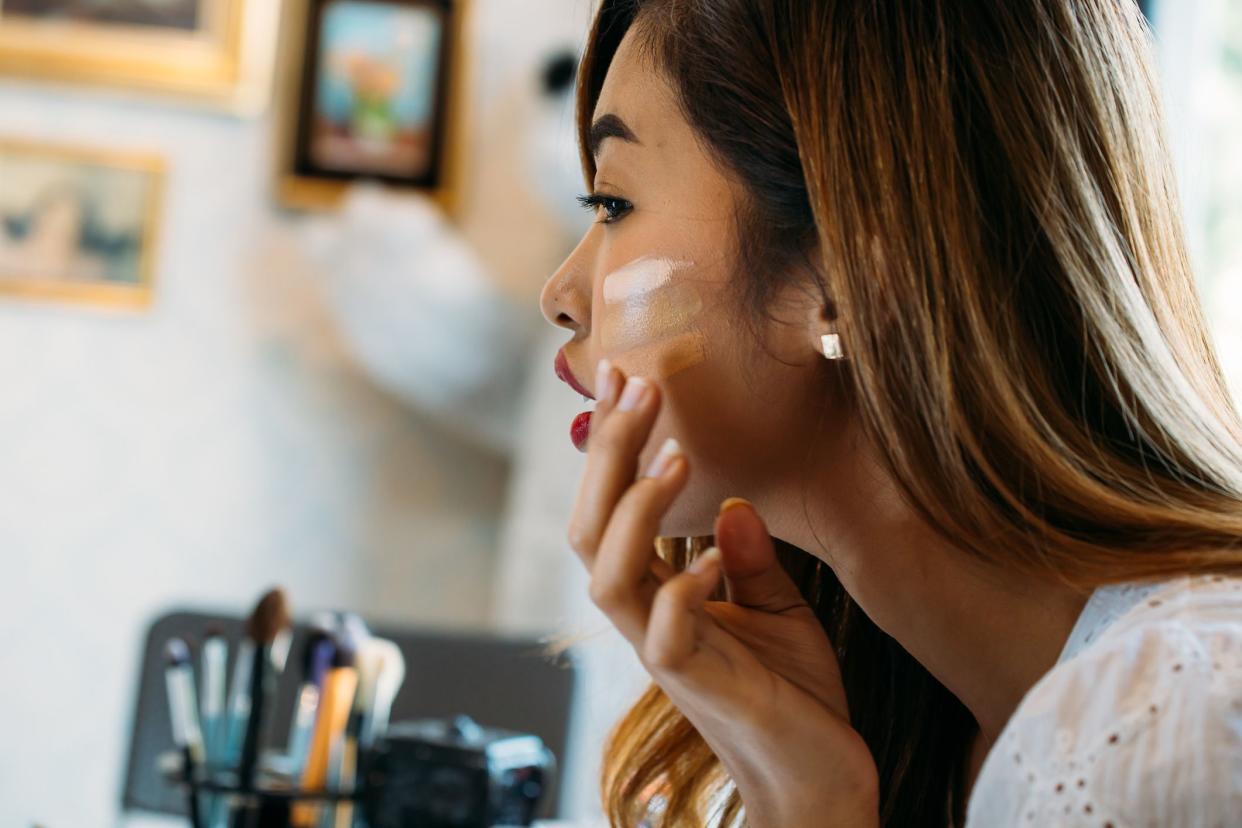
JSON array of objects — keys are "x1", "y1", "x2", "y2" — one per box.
[
  {"x1": 620, "y1": 332, "x2": 709, "y2": 380},
  {"x1": 600, "y1": 283, "x2": 703, "y2": 352},
  {"x1": 603, "y1": 257, "x2": 680, "y2": 301},
  {"x1": 599, "y1": 257, "x2": 710, "y2": 380}
]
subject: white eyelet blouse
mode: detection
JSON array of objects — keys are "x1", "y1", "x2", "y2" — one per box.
[{"x1": 965, "y1": 574, "x2": 1242, "y2": 827}]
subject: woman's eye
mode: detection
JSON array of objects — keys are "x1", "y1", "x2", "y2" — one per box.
[{"x1": 576, "y1": 193, "x2": 633, "y2": 224}]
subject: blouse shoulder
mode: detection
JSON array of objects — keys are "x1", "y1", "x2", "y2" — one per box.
[{"x1": 966, "y1": 575, "x2": 1242, "y2": 827}]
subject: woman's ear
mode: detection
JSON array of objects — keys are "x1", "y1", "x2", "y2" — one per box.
[
  {"x1": 797, "y1": 249, "x2": 843, "y2": 360},
  {"x1": 767, "y1": 247, "x2": 844, "y2": 362},
  {"x1": 806, "y1": 296, "x2": 846, "y2": 361}
]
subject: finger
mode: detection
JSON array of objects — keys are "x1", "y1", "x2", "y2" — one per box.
[
  {"x1": 589, "y1": 440, "x2": 688, "y2": 642},
  {"x1": 567, "y1": 373, "x2": 660, "y2": 565},
  {"x1": 648, "y1": 555, "x2": 676, "y2": 582},
  {"x1": 714, "y1": 498, "x2": 809, "y2": 613},
  {"x1": 643, "y1": 547, "x2": 721, "y2": 669},
  {"x1": 592, "y1": 357, "x2": 621, "y2": 422}
]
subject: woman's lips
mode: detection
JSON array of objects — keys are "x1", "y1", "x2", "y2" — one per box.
[
  {"x1": 571, "y1": 411, "x2": 592, "y2": 451},
  {"x1": 555, "y1": 349, "x2": 595, "y2": 452},
  {"x1": 554, "y1": 350, "x2": 594, "y2": 400}
]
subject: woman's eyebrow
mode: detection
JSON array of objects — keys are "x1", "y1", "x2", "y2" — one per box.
[{"x1": 588, "y1": 113, "x2": 641, "y2": 159}]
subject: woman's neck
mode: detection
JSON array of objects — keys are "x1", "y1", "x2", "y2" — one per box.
[{"x1": 761, "y1": 420, "x2": 1089, "y2": 743}]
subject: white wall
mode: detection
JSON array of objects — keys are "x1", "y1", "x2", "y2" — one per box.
[
  {"x1": 0, "y1": 1, "x2": 585, "y2": 824},
  {"x1": 1152, "y1": 0, "x2": 1242, "y2": 397},
  {"x1": 0, "y1": 89, "x2": 499, "y2": 828}
]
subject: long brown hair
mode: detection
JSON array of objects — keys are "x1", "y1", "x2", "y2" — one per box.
[{"x1": 576, "y1": 1, "x2": 1242, "y2": 825}]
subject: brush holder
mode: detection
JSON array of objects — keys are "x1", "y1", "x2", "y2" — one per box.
[
  {"x1": 160, "y1": 749, "x2": 361, "y2": 828},
  {"x1": 161, "y1": 714, "x2": 554, "y2": 828}
]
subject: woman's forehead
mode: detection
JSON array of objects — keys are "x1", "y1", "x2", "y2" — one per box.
[{"x1": 593, "y1": 30, "x2": 681, "y2": 158}]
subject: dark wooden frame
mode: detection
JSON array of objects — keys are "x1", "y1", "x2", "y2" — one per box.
[{"x1": 278, "y1": 0, "x2": 465, "y2": 212}]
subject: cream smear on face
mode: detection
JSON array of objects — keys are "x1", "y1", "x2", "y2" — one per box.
[{"x1": 600, "y1": 257, "x2": 708, "y2": 378}]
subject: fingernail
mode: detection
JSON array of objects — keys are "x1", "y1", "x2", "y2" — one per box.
[
  {"x1": 644, "y1": 437, "x2": 682, "y2": 478},
  {"x1": 617, "y1": 376, "x2": 650, "y2": 412},
  {"x1": 688, "y1": 546, "x2": 722, "y2": 575},
  {"x1": 595, "y1": 359, "x2": 614, "y2": 402},
  {"x1": 720, "y1": 497, "x2": 752, "y2": 515}
]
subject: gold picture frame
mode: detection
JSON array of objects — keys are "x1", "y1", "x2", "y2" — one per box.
[
  {"x1": 0, "y1": 0, "x2": 283, "y2": 114},
  {"x1": 276, "y1": 0, "x2": 469, "y2": 214},
  {"x1": 0, "y1": 137, "x2": 165, "y2": 310}
]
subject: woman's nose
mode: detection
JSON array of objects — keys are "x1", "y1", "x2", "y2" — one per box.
[{"x1": 540, "y1": 233, "x2": 595, "y2": 334}]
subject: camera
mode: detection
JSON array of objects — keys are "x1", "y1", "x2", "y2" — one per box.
[{"x1": 363, "y1": 715, "x2": 556, "y2": 828}]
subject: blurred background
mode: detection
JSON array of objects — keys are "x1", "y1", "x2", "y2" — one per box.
[{"x1": 0, "y1": 1, "x2": 1236, "y2": 826}]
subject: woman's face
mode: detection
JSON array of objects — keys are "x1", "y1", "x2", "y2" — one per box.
[{"x1": 540, "y1": 29, "x2": 839, "y2": 537}]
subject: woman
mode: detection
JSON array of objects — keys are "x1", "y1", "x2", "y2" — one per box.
[{"x1": 539, "y1": 1, "x2": 1242, "y2": 825}]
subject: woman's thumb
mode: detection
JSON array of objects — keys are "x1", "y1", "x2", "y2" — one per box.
[{"x1": 714, "y1": 498, "x2": 806, "y2": 613}]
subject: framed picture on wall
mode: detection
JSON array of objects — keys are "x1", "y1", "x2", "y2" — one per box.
[
  {"x1": 278, "y1": 0, "x2": 466, "y2": 212},
  {"x1": 0, "y1": 138, "x2": 165, "y2": 309},
  {"x1": 0, "y1": 0, "x2": 282, "y2": 114}
]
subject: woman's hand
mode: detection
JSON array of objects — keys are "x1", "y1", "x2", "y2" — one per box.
[{"x1": 569, "y1": 364, "x2": 880, "y2": 828}]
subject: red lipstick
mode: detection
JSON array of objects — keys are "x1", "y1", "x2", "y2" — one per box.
[
  {"x1": 570, "y1": 411, "x2": 592, "y2": 451},
  {"x1": 555, "y1": 350, "x2": 595, "y2": 452},
  {"x1": 554, "y1": 350, "x2": 594, "y2": 400}
]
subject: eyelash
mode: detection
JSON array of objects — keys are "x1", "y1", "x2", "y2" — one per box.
[{"x1": 577, "y1": 193, "x2": 633, "y2": 224}]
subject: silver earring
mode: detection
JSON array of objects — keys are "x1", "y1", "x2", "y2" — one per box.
[{"x1": 821, "y1": 333, "x2": 845, "y2": 360}]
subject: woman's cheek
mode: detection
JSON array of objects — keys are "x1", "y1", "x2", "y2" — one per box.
[{"x1": 598, "y1": 256, "x2": 709, "y2": 379}]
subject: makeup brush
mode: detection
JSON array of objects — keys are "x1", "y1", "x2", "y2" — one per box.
[
  {"x1": 223, "y1": 639, "x2": 254, "y2": 768},
  {"x1": 359, "y1": 638, "x2": 405, "y2": 749},
  {"x1": 286, "y1": 620, "x2": 336, "y2": 778},
  {"x1": 231, "y1": 589, "x2": 292, "y2": 828},
  {"x1": 291, "y1": 638, "x2": 358, "y2": 828},
  {"x1": 335, "y1": 615, "x2": 373, "y2": 747},
  {"x1": 200, "y1": 627, "x2": 228, "y2": 764},
  {"x1": 323, "y1": 638, "x2": 405, "y2": 828},
  {"x1": 319, "y1": 738, "x2": 349, "y2": 828},
  {"x1": 346, "y1": 637, "x2": 382, "y2": 741},
  {"x1": 198, "y1": 628, "x2": 229, "y2": 828},
  {"x1": 327, "y1": 634, "x2": 385, "y2": 828},
  {"x1": 164, "y1": 638, "x2": 206, "y2": 828}
]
